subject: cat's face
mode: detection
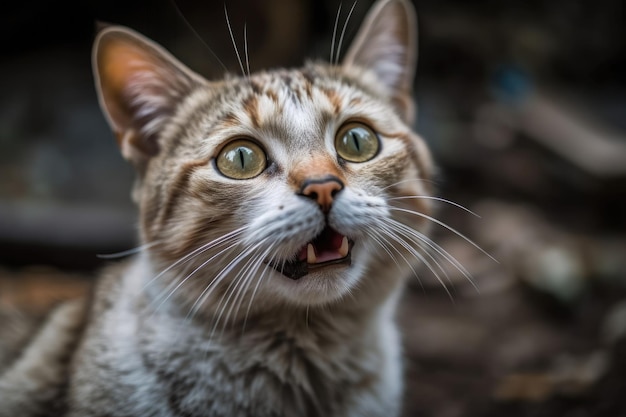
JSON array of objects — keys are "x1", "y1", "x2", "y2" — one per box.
[{"x1": 93, "y1": 0, "x2": 432, "y2": 311}]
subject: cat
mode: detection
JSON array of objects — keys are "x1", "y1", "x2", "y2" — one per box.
[{"x1": 0, "y1": 0, "x2": 436, "y2": 415}]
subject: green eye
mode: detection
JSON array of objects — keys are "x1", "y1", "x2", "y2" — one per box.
[
  {"x1": 335, "y1": 122, "x2": 380, "y2": 163},
  {"x1": 216, "y1": 139, "x2": 267, "y2": 179}
]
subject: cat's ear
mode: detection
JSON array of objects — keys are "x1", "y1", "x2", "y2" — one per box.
[
  {"x1": 342, "y1": 0, "x2": 417, "y2": 123},
  {"x1": 93, "y1": 26, "x2": 205, "y2": 170}
]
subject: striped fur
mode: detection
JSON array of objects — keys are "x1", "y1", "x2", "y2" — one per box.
[{"x1": 0, "y1": 1, "x2": 435, "y2": 416}]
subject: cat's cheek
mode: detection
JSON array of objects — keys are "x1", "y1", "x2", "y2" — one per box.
[{"x1": 328, "y1": 191, "x2": 389, "y2": 240}]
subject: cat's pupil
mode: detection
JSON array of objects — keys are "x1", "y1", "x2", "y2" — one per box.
[
  {"x1": 351, "y1": 132, "x2": 360, "y2": 152},
  {"x1": 238, "y1": 149, "x2": 245, "y2": 169}
]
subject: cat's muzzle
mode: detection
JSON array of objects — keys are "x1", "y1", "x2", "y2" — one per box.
[{"x1": 268, "y1": 226, "x2": 354, "y2": 280}]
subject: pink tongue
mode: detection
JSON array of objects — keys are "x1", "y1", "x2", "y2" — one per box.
[
  {"x1": 297, "y1": 244, "x2": 342, "y2": 263},
  {"x1": 297, "y1": 228, "x2": 347, "y2": 264},
  {"x1": 315, "y1": 249, "x2": 343, "y2": 263}
]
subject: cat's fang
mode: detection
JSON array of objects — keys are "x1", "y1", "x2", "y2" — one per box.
[
  {"x1": 305, "y1": 228, "x2": 351, "y2": 265},
  {"x1": 307, "y1": 243, "x2": 317, "y2": 264},
  {"x1": 338, "y1": 236, "x2": 349, "y2": 258}
]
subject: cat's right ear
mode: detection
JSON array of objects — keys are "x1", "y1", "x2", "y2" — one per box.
[
  {"x1": 93, "y1": 26, "x2": 205, "y2": 171},
  {"x1": 342, "y1": 0, "x2": 417, "y2": 124}
]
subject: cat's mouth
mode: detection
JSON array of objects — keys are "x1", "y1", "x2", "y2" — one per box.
[{"x1": 269, "y1": 227, "x2": 353, "y2": 280}]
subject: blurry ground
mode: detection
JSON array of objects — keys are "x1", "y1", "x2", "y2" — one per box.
[{"x1": 1, "y1": 0, "x2": 625, "y2": 416}]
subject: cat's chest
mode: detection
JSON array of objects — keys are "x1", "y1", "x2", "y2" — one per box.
[
  {"x1": 129, "y1": 321, "x2": 387, "y2": 417},
  {"x1": 71, "y1": 270, "x2": 400, "y2": 417}
]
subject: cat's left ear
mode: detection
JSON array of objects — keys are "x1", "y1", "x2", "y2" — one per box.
[{"x1": 342, "y1": 0, "x2": 417, "y2": 124}]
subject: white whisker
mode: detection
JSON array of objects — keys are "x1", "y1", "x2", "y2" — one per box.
[
  {"x1": 149, "y1": 239, "x2": 242, "y2": 315},
  {"x1": 241, "y1": 246, "x2": 281, "y2": 334},
  {"x1": 389, "y1": 206, "x2": 498, "y2": 263},
  {"x1": 335, "y1": 0, "x2": 358, "y2": 65},
  {"x1": 380, "y1": 177, "x2": 439, "y2": 192},
  {"x1": 388, "y1": 195, "x2": 481, "y2": 217},
  {"x1": 170, "y1": 0, "x2": 228, "y2": 72},
  {"x1": 96, "y1": 240, "x2": 161, "y2": 259},
  {"x1": 364, "y1": 229, "x2": 403, "y2": 271},
  {"x1": 387, "y1": 217, "x2": 479, "y2": 292},
  {"x1": 141, "y1": 227, "x2": 247, "y2": 292},
  {"x1": 376, "y1": 224, "x2": 453, "y2": 300},
  {"x1": 231, "y1": 246, "x2": 276, "y2": 336},
  {"x1": 244, "y1": 23, "x2": 250, "y2": 77},
  {"x1": 382, "y1": 220, "x2": 450, "y2": 276},
  {"x1": 305, "y1": 305, "x2": 310, "y2": 329},
  {"x1": 218, "y1": 243, "x2": 272, "y2": 332},
  {"x1": 187, "y1": 238, "x2": 270, "y2": 323},
  {"x1": 209, "y1": 241, "x2": 274, "y2": 339},
  {"x1": 369, "y1": 228, "x2": 425, "y2": 291},
  {"x1": 330, "y1": 2, "x2": 342, "y2": 65},
  {"x1": 224, "y1": 5, "x2": 246, "y2": 77}
]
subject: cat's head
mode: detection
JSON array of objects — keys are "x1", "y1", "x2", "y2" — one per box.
[{"x1": 93, "y1": 0, "x2": 433, "y2": 312}]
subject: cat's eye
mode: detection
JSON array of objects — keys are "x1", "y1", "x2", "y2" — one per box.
[
  {"x1": 335, "y1": 122, "x2": 380, "y2": 163},
  {"x1": 216, "y1": 139, "x2": 267, "y2": 179}
]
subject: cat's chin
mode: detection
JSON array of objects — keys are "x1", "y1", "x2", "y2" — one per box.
[{"x1": 270, "y1": 262, "x2": 363, "y2": 306}]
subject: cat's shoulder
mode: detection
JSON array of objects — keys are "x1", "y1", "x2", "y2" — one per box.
[
  {"x1": 0, "y1": 261, "x2": 136, "y2": 416},
  {"x1": 0, "y1": 297, "x2": 88, "y2": 416}
]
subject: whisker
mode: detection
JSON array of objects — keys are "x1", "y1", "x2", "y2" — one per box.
[
  {"x1": 218, "y1": 244, "x2": 271, "y2": 328},
  {"x1": 376, "y1": 224, "x2": 453, "y2": 300},
  {"x1": 208, "y1": 241, "x2": 273, "y2": 339},
  {"x1": 244, "y1": 22, "x2": 250, "y2": 77},
  {"x1": 141, "y1": 227, "x2": 247, "y2": 292},
  {"x1": 380, "y1": 178, "x2": 439, "y2": 192},
  {"x1": 335, "y1": 0, "x2": 358, "y2": 65},
  {"x1": 170, "y1": 0, "x2": 228, "y2": 72},
  {"x1": 389, "y1": 206, "x2": 498, "y2": 263},
  {"x1": 96, "y1": 240, "x2": 161, "y2": 259},
  {"x1": 330, "y1": 2, "x2": 342, "y2": 64},
  {"x1": 224, "y1": 4, "x2": 246, "y2": 77},
  {"x1": 365, "y1": 229, "x2": 402, "y2": 270},
  {"x1": 241, "y1": 246, "x2": 281, "y2": 334},
  {"x1": 305, "y1": 305, "x2": 310, "y2": 330},
  {"x1": 369, "y1": 228, "x2": 425, "y2": 291},
  {"x1": 382, "y1": 220, "x2": 449, "y2": 275},
  {"x1": 212, "y1": 266, "x2": 250, "y2": 337},
  {"x1": 380, "y1": 219, "x2": 455, "y2": 292},
  {"x1": 386, "y1": 217, "x2": 479, "y2": 292},
  {"x1": 388, "y1": 195, "x2": 481, "y2": 217},
  {"x1": 229, "y1": 246, "x2": 276, "y2": 336},
  {"x1": 149, "y1": 239, "x2": 242, "y2": 315},
  {"x1": 243, "y1": 244, "x2": 276, "y2": 322},
  {"x1": 187, "y1": 252, "x2": 249, "y2": 324},
  {"x1": 187, "y1": 238, "x2": 269, "y2": 323}
]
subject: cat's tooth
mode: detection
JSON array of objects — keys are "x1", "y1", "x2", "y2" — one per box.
[
  {"x1": 338, "y1": 236, "x2": 349, "y2": 258},
  {"x1": 307, "y1": 244, "x2": 317, "y2": 264}
]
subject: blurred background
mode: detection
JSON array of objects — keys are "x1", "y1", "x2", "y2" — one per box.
[{"x1": 1, "y1": 0, "x2": 625, "y2": 415}]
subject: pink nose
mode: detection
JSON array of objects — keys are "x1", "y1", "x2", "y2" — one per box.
[{"x1": 300, "y1": 176, "x2": 344, "y2": 212}]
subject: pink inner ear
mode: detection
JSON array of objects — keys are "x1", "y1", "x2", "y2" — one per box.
[
  {"x1": 98, "y1": 41, "x2": 156, "y2": 129},
  {"x1": 94, "y1": 26, "x2": 206, "y2": 170},
  {"x1": 101, "y1": 42, "x2": 138, "y2": 94}
]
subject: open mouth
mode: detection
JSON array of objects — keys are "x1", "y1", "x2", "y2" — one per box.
[{"x1": 269, "y1": 227, "x2": 353, "y2": 280}]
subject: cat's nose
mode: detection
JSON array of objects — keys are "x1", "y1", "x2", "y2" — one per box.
[{"x1": 299, "y1": 176, "x2": 344, "y2": 212}]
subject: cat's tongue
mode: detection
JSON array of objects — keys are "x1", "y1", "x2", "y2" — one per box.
[{"x1": 299, "y1": 227, "x2": 349, "y2": 264}]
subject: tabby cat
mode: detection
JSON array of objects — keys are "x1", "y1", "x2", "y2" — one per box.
[{"x1": 0, "y1": 0, "x2": 436, "y2": 415}]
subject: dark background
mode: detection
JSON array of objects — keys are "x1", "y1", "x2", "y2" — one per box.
[{"x1": 1, "y1": 1, "x2": 625, "y2": 416}]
